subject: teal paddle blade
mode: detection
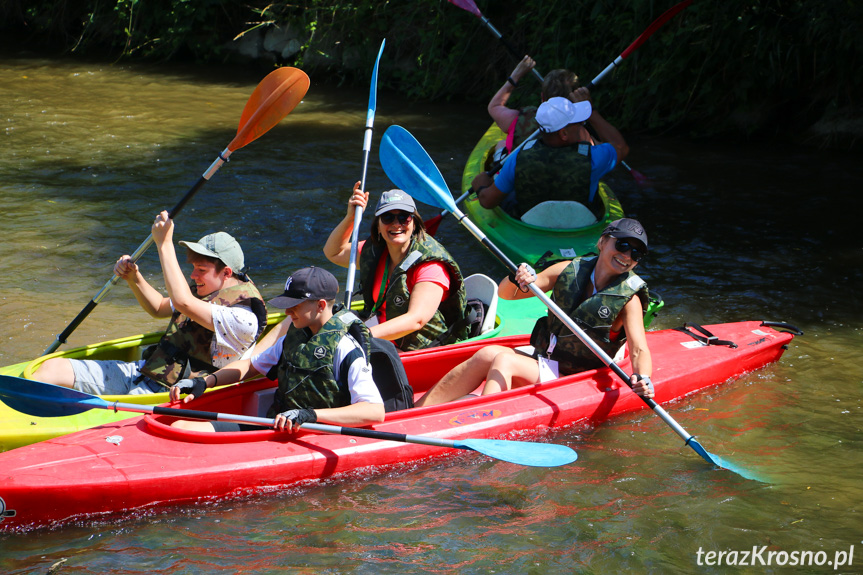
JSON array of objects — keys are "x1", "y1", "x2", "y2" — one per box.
[
  {"x1": 688, "y1": 436, "x2": 767, "y2": 483},
  {"x1": 0, "y1": 374, "x2": 109, "y2": 417},
  {"x1": 379, "y1": 125, "x2": 456, "y2": 212},
  {"x1": 454, "y1": 438, "x2": 578, "y2": 467}
]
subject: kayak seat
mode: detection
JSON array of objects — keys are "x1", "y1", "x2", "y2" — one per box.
[
  {"x1": 369, "y1": 338, "x2": 414, "y2": 412},
  {"x1": 520, "y1": 201, "x2": 597, "y2": 229},
  {"x1": 463, "y1": 273, "x2": 499, "y2": 335}
]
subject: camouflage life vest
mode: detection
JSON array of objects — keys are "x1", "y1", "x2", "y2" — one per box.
[
  {"x1": 530, "y1": 257, "x2": 649, "y2": 375},
  {"x1": 267, "y1": 310, "x2": 371, "y2": 416},
  {"x1": 140, "y1": 280, "x2": 267, "y2": 386},
  {"x1": 511, "y1": 139, "x2": 597, "y2": 219},
  {"x1": 359, "y1": 235, "x2": 469, "y2": 351}
]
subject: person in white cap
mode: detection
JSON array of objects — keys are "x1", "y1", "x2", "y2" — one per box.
[
  {"x1": 34, "y1": 210, "x2": 267, "y2": 395},
  {"x1": 473, "y1": 88, "x2": 629, "y2": 221},
  {"x1": 324, "y1": 183, "x2": 471, "y2": 351}
]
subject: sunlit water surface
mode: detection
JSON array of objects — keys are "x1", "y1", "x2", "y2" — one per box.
[{"x1": 0, "y1": 56, "x2": 861, "y2": 574}]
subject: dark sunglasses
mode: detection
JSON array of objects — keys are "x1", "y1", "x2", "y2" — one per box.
[
  {"x1": 380, "y1": 211, "x2": 413, "y2": 225},
  {"x1": 614, "y1": 239, "x2": 645, "y2": 262}
]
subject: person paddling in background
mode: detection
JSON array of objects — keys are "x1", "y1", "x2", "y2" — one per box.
[
  {"x1": 323, "y1": 183, "x2": 471, "y2": 351},
  {"x1": 487, "y1": 55, "x2": 581, "y2": 157},
  {"x1": 34, "y1": 211, "x2": 267, "y2": 395},
  {"x1": 170, "y1": 267, "x2": 385, "y2": 433},
  {"x1": 472, "y1": 92, "x2": 629, "y2": 222},
  {"x1": 416, "y1": 218, "x2": 653, "y2": 407}
]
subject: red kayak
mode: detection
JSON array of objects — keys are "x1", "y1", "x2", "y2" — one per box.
[{"x1": 0, "y1": 321, "x2": 796, "y2": 531}]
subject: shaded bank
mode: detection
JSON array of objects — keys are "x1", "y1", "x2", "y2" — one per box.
[{"x1": 2, "y1": 0, "x2": 861, "y2": 149}]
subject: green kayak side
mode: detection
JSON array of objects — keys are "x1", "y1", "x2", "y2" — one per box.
[
  {"x1": 461, "y1": 124, "x2": 625, "y2": 267},
  {"x1": 0, "y1": 299, "x2": 548, "y2": 452}
]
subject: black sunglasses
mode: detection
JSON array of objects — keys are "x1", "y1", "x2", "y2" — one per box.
[
  {"x1": 614, "y1": 238, "x2": 645, "y2": 262},
  {"x1": 380, "y1": 211, "x2": 413, "y2": 225}
]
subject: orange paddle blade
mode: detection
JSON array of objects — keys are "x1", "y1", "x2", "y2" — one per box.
[{"x1": 229, "y1": 67, "x2": 310, "y2": 151}]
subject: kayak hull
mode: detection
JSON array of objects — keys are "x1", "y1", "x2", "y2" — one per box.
[
  {"x1": 0, "y1": 321, "x2": 794, "y2": 531},
  {"x1": 461, "y1": 124, "x2": 625, "y2": 266}
]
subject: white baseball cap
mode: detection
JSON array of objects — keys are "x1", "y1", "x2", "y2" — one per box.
[{"x1": 536, "y1": 97, "x2": 592, "y2": 132}]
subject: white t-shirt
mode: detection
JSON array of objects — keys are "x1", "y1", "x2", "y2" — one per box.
[
  {"x1": 250, "y1": 320, "x2": 384, "y2": 406},
  {"x1": 162, "y1": 301, "x2": 260, "y2": 368}
]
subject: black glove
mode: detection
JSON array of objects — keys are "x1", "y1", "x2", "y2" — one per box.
[
  {"x1": 172, "y1": 376, "x2": 207, "y2": 398},
  {"x1": 277, "y1": 408, "x2": 317, "y2": 427}
]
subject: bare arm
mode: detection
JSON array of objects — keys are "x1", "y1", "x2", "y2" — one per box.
[
  {"x1": 170, "y1": 357, "x2": 261, "y2": 402},
  {"x1": 314, "y1": 401, "x2": 386, "y2": 426},
  {"x1": 498, "y1": 261, "x2": 568, "y2": 300},
  {"x1": 115, "y1": 256, "x2": 173, "y2": 318},
  {"x1": 619, "y1": 296, "x2": 653, "y2": 397},
  {"x1": 324, "y1": 181, "x2": 368, "y2": 268},
  {"x1": 488, "y1": 56, "x2": 536, "y2": 132},
  {"x1": 370, "y1": 281, "x2": 444, "y2": 341},
  {"x1": 152, "y1": 210, "x2": 216, "y2": 330}
]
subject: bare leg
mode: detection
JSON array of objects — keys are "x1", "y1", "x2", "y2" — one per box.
[
  {"x1": 32, "y1": 358, "x2": 76, "y2": 388},
  {"x1": 171, "y1": 419, "x2": 217, "y2": 432},
  {"x1": 482, "y1": 353, "x2": 540, "y2": 395},
  {"x1": 415, "y1": 345, "x2": 511, "y2": 407}
]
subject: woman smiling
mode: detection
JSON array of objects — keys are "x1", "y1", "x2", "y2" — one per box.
[
  {"x1": 324, "y1": 182, "x2": 470, "y2": 351},
  {"x1": 416, "y1": 218, "x2": 654, "y2": 406}
]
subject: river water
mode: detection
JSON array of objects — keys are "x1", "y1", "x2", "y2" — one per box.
[{"x1": 1, "y1": 56, "x2": 861, "y2": 574}]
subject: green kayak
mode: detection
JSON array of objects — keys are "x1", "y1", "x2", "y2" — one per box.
[{"x1": 461, "y1": 124, "x2": 625, "y2": 267}]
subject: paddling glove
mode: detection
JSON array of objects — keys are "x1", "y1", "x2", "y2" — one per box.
[
  {"x1": 634, "y1": 374, "x2": 654, "y2": 396},
  {"x1": 278, "y1": 408, "x2": 317, "y2": 426},
  {"x1": 173, "y1": 377, "x2": 207, "y2": 398}
]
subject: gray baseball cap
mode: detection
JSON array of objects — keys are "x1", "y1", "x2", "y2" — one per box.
[
  {"x1": 179, "y1": 232, "x2": 245, "y2": 271},
  {"x1": 374, "y1": 189, "x2": 417, "y2": 216}
]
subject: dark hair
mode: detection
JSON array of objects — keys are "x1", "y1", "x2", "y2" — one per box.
[
  {"x1": 542, "y1": 69, "x2": 579, "y2": 99},
  {"x1": 369, "y1": 210, "x2": 427, "y2": 250},
  {"x1": 185, "y1": 248, "x2": 228, "y2": 274}
]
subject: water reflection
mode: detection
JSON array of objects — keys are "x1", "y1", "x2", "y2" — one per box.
[{"x1": 1, "y1": 56, "x2": 862, "y2": 574}]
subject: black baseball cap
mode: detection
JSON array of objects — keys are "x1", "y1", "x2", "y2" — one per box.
[{"x1": 268, "y1": 267, "x2": 339, "y2": 309}]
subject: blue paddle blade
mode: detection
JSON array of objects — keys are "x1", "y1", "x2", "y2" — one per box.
[
  {"x1": 379, "y1": 125, "x2": 456, "y2": 212},
  {"x1": 455, "y1": 438, "x2": 578, "y2": 467},
  {"x1": 688, "y1": 436, "x2": 767, "y2": 483},
  {"x1": 367, "y1": 39, "x2": 385, "y2": 114},
  {"x1": 0, "y1": 374, "x2": 109, "y2": 417}
]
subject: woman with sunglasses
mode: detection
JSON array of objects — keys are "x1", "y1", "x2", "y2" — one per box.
[
  {"x1": 324, "y1": 181, "x2": 470, "y2": 351},
  {"x1": 416, "y1": 218, "x2": 653, "y2": 406}
]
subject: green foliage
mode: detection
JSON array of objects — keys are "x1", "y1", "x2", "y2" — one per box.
[{"x1": 1, "y1": 0, "x2": 860, "y2": 143}]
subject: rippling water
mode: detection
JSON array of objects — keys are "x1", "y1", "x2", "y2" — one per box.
[{"x1": 1, "y1": 56, "x2": 861, "y2": 574}]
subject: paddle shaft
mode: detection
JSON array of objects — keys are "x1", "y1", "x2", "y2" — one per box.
[
  {"x1": 449, "y1": 206, "x2": 713, "y2": 459},
  {"x1": 585, "y1": 0, "x2": 692, "y2": 91},
  {"x1": 345, "y1": 40, "x2": 386, "y2": 307},
  {"x1": 43, "y1": 150, "x2": 232, "y2": 356}
]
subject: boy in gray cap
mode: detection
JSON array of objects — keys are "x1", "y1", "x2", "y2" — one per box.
[
  {"x1": 170, "y1": 266, "x2": 385, "y2": 433},
  {"x1": 34, "y1": 210, "x2": 267, "y2": 395}
]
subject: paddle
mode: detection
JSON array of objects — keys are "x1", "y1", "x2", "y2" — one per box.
[
  {"x1": 0, "y1": 375, "x2": 577, "y2": 468},
  {"x1": 43, "y1": 67, "x2": 311, "y2": 356},
  {"x1": 379, "y1": 125, "x2": 761, "y2": 481},
  {"x1": 345, "y1": 39, "x2": 386, "y2": 306},
  {"x1": 448, "y1": 0, "x2": 542, "y2": 84}
]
